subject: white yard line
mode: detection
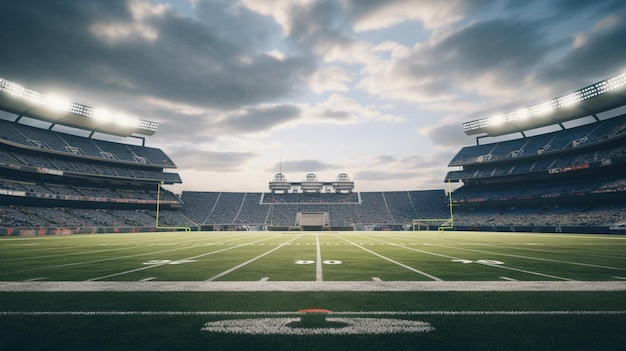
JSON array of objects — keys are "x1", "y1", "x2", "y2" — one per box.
[
  {"x1": 1, "y1": 310, "x2": 625, "y2": 316},
  {"x1": 436, "y1": 243, "x2": 626, "y2": 272},
  {"x1": 371, "y1": 237, "x2": 573, "y2": 281},
  {"x1": 316, "y1": 234, "x2": 323, "y2": 282},
  {"x1": 87, "y1": 235, "x2": 285, "y2": 281},
  {"x1": 1, "y1": 234, "x2": 259, "y2": 277},
  {"x1": 335, "y1": 236, "x2": 442, "y2": 281},
  {"x1": 206, "y1": 235, "x2": 302, "y2": 281},
  {"x1": 1, "y1": 281, "x2": 625, "y2": 292}
]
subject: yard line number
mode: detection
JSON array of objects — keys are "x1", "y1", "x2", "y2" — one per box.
[{"x1": 294, "y1": 260, "x2": 343, "y2": 265}]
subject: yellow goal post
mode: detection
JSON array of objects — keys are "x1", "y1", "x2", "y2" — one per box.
[
  {"x1": 412, "y1": 218, "x2": 453, "y2": 232},
  {"x1": 413, "y1": 180, "x2": 455, "y2": 232},
  {"x1": 156, "y1": 183, "x2": 191, "y2": 232}
]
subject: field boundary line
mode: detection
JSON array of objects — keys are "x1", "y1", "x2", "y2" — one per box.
[
  {"x1": 2, "y1": 281, "x2": 625, "y2": 292},
  {"x1": 1, "y1": 310, "x2": 626, "y2": 316}
]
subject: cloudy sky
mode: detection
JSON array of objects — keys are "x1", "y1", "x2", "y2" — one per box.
[{"x1": 0, "y1": 0, "x2": 625, "y2": 193}]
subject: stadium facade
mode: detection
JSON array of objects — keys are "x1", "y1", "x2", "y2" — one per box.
[{"x1": 0, "y1": 74, "x2": 624, "y2": 235}]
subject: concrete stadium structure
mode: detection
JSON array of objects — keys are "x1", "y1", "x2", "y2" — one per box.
[{"x1": 0, "y1": 74, "x2": 624, "y2": 234}]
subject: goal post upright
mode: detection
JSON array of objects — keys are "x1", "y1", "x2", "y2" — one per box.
[
  {"x1": 412, "y1": 180, "x2": 455, "y2": 232},
  {"x1": 155, "y1": 182, "x2": 191, "y2": 232}
]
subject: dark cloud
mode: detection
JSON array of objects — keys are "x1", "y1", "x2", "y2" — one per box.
[
  {"x1": 540, "y1": 18, "x2": 626, "y2": 90},
  {"x1": 217, "y1": 105, "x2": 302, "y2": 133},
  {"x1": 0, "y1": 0, "x2": 315, "y2": 111},
  {"x1": 549, "y1": 0, "x2": 624, "y2": 16},
  {"x1": 426, "y1": 123, "x2": 474, "y2": 149},
  {"x1": 167, "y1": 147, "x2": 257, "y2": 172},
  {"x1": 398, "y1": 18, "x2": 548, "y2": 95}
]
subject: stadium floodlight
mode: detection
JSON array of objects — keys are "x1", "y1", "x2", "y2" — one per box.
[
  {"x1": 462, "y1": 72, "x2": 626, "y2": 136},
  {"x1": 0, "y1": 77, "x2": 158, "y2": 136}
]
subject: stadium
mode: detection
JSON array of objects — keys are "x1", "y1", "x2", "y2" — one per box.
[{"x1": 1, "y1": 74, "x2": 625, "y2": 350}]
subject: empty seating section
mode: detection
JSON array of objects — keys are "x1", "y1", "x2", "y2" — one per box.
[
  {"x1": 0, "y1": 205, "x2": 195, "y2": 228},
  {"x1": 0, "y1": 119, "x2": 175, "y2": 166},
  {"x1": 0, "y1": 146, "x2": 181, "y2": 183},
  {"x1": 453, "y1": 205, "x2": 624, "y2": 228},
  {"x1": 233, "y1": 193, "x2": 270, "y2": 225},
  {"x1": 179, "y1": 190, "x2": 449, "y2": 228},
  {"x1": 448, "y1": 114, "x2": 626, "y2": 167},
  {"x1": 447, "y1": 143, "x2": 625, "y2": 181},
  {"x1": 453, "y1": 174, "x2": 626, "y2": 203},
  {"x1": 0, "y1": 176, "x2": 181, "y2": 203}
]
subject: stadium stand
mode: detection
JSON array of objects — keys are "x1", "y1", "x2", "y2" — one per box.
[
  {"x1": 446, "y1": 73, "x2": 626, "y2": 233},
  {"x1": 0, "y1": 80, "x2": 189, "y2": 235},
  {"x1": 1, "y1": 74, "x2": 624, "y2": 234},
  {"x1": 179, "y1": 190, "x2": 450, "y2": 231}
]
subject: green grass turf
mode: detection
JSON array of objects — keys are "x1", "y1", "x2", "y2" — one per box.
[{"x1": 0, "y1": 231, "x2": 625, "y2": 350}]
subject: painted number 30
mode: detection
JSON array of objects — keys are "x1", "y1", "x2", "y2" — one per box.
[{"x1": 294, "y1": 260, "x2": 343, "y2": 265}]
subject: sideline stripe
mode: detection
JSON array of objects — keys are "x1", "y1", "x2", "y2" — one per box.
[
  {"x1": 1, "y1": 281, "x2": 625, "y2": 292},
  {"x1": 499, "y1": 277, "x2": 517, "y2": 281},
  {"x1": 1, "y1": 310, "x2": 625, "y2": 316}
]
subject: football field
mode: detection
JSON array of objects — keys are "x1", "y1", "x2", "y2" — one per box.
[{"x1": 1, "y1": 231, "x2": 625, "y2": 350}]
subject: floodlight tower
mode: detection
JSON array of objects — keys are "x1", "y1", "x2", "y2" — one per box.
[
  {"x1": 301, "y1": 173, "x2": 323, "y2": 193},
  {"x1": 333, "y1": 173, "x2": 355, "y2": 193},
  {"x1": 269, "y1": 173, "x2": 291, "y2": 193}
]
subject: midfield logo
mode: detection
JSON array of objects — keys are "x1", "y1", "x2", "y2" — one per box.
[{"x1": 201, "y1": 309, "x2": 434, "y2": 335}]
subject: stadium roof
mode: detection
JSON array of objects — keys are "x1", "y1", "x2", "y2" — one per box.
[
  {"x1": 0, "y1": 77, "x2": 158, "y2": 137},
  {"x1": 463, "y1": 72, "x2": 626, "y2": 137}
]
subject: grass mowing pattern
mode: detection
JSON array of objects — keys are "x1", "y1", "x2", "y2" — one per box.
[{"x1": 0, "y1": 231, "x2": 625, "y2": 350}]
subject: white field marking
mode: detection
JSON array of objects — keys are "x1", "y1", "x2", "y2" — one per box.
[
  {"x1": 202, "y1": 317, "x2": 434, "y2": 335},
  {"x1": 372, "y1": 277, "x2": 382, "y2": 282},
  {"x1": 370, "y1": 237, "x2": 572, "y2": 281},
  {"x1": 260, "y1": 277, "x2": 269, "y2": 282},
  {"x1": 482, "y1": 243, "x2": 626, "y2": 261},
  {"x1": 0, "y1": 233, "x2": 258, "y2": 277},
  {"x1": 140, "y1": 277, "x2": 156, "y2": 282},
  {"x1": 499, "y1": 277, "x2": 517, "y2": 281},
  {"x1": 2, "y1": 245, "x2": 206, "y2": 277},
  {"x1": 316, "y1": 234, "x2": 323, "y2": 282},
  {"x1": 0, "y1": 239, "x2": 176, "y2": 263},
  {"x1": 24, "y1": 277, "x2": 47, "y2": 281},
  {"x1": 86, "y1": 235, "x2": 286, "y2": 281},
  {"x1": 206, "y1": 235, "x2": 302, "y2": 281},
  {"x1": 614, "y1": 276, "x2": 626, "y2": 280},
  {"x1": 334, "y1": 236, "x2": 442, "y2": 281},
  {"x1": 3, "y1": 281, "x2": 625, "y2": 292},
  {"x1": 1, "y1": 310, "x2": 625, "y2": 316},
  {"x1": 0, "y1": 232, "x2": 227, "y2": 263},
  {"x1": 435, "y1": 243, "x2": 626, "y2": 272}
]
